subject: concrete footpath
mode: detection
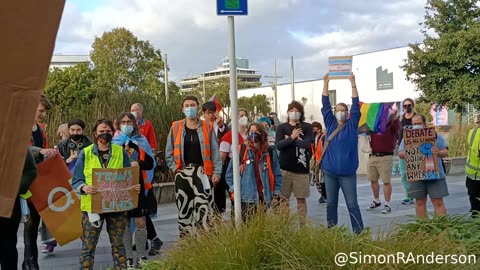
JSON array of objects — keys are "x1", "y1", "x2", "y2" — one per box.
[{"x1": 17, "y1": 174, "x2": 470, "y2": 269}]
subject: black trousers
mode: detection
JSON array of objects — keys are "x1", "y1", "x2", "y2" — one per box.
[
  {"x1": 146, "y1": 215, "x2": 157, "y2": 240},
  {"x1": 0, "y1": 199, "x2": 21, "y2": 270},
  {"x1": 23, "y1": 202, "x2": 41, "y2": 267},
  {"x1": 466, "y1": 177, "x2": 480, "y2": 217}
]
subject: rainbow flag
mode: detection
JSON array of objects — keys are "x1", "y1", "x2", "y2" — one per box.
[{"x1": 358, "y1": 102, "x2": 393, "y2": 134}]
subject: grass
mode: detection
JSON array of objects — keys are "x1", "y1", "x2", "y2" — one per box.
[{"x1": 140, "y1": 211, "x2": 480, "y2": 270}]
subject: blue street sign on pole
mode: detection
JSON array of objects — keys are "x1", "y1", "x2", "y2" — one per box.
[{"x1": 217, "y1": 0, "x2": 248, "y2": 16}]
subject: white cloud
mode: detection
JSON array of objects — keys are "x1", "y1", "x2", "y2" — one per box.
[{"x1": 54, "y1": 0, "x2": 427, "y2": 83}]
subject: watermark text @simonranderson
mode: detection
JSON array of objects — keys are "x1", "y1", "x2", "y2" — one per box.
[{"x1": 334, "y1": 252, "x2": 477, "y2": 267}]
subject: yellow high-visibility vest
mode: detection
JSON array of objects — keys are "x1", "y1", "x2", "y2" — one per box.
[
  {"x1": 81, "y1": 144, "x2": 124, "y2": 212},
  {"x1": 466, "y1": 128, "x2": 480, "y2": 180}
]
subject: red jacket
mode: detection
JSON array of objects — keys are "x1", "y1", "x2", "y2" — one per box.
[{"x1": 138, "y1": 118, "x2": 157, "y2": 150}]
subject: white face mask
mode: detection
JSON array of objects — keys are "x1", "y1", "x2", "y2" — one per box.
[
  {"x1": 131, "y1": 112, "x2": 138, "y2": 119},
  {"x1": 238, "y1": 116, "x2": 248, "y2": 127},
  {"x1": 288, "y1": 112, "x2": 301, "y2": 121},
  {"x1": 335, "y1": 111, "x2": 346, "y2": 121},
  {"x1": 412, "y1": 125, "x2": 424, "y2": 130}
]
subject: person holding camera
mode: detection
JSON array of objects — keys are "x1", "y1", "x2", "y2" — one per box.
[{"x1": 275, "y1": 101, "x2": 313, "y2": 226}]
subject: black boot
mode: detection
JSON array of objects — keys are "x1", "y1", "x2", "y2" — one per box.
[{"x1": 22, "y1": 244, "x2": 39, "y2": 270}]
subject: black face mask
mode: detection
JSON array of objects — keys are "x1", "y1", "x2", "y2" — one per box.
[
  {"x1": 249, "y1": 132, "x2": 262, "y2": 143},
  {"x1": 70, "y1": 134, "x2": 82, "y2": 142},
  {"x1": 405, "y1": 105, "x2": 413, "y2": 113},
  {"x1": 97, "y1": 133, "x2": 113, "y2": 144}
]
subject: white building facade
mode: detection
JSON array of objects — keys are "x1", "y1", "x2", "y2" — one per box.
[
  {"x1": 238, "y1": 47, "x2": 421, "y2": 126},
  {"x1": 50, "y1": 54, "x2": 90, "y2": 69}
]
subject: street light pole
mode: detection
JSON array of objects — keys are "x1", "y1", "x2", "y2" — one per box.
[
  {"x1": 290, "y1": 56, "x2": 295, "y2": 101},
  {"x1": 203, "y1": 73, "x2": 206, "y2": 102},
  {"x1": 164, "y1": 54, "x2": 169, "y2": 103},
  {"x1": 264, "y1": 60, "x2": 283, "y2": 114},
  {"x1": 274, "y1": 59, "x2": 278, "y2": 113}
]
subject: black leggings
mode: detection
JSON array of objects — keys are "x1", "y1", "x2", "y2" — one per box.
[
  {"x1": 0, "y1": 199, "x2": 21, "y2": 270},
  {"x1": 146, "y1": 215, "x2": 157, "y2": 240}
]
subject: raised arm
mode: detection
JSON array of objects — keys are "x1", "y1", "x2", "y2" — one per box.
[
  {"x1": 321, "y1": 74, "x2": 336, "y2": 130},
  {"x1": 350, "y1": 72, "x2": 358, "y2": 98},
  {"x1": 349, "y1": 73, "x2": 361, "y2": 124}
]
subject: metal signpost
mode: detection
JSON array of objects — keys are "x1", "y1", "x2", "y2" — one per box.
[{"x1": 217, "y1": 0, "x2": 247, "y2": 227}]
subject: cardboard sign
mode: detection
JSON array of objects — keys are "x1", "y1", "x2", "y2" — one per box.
[
  {"x1": 404, "y1": 127, "x2": 441, "y2": 181},
  {"x1": 0, "y1": 0, "x2": 65, "y2": 218},
  {"x1": 91, "y1": 167, "x2": 139, "y2": 213},
  {"x1": 328, "y1": 56, "x2": 353, "y2": 79},
  {"x1": 29, "y1": 155, "x2": 82, "y2": 246}
]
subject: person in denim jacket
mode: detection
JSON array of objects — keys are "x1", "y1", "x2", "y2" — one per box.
[{"x1": 226, "y1": 123, "x2": 282, "y2": 221}]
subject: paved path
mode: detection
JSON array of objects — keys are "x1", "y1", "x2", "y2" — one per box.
[{"x1": 17, "y1": 174, "x2": 470, "y2": 269}]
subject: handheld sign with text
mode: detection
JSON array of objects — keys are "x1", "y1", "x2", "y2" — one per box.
[
  {"x1": 404, "y1": 127, "x2": 441, "y2": 181},
  {"x1": 328, "y1": 56, "x2": 353, "y2": 79},
  {"x1": 91, "y1": 167, "x2": 139, "y2": 213},
  {"x1": 30, "y1": 155, "x2": 82, "y2": 246}
]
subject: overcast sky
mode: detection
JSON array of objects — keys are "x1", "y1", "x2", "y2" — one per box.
[{"x1": 55, "y1": 0, "x2": 427, "y2": 84}]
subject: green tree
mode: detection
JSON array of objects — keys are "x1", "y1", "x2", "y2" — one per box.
[
  {"x1": 238, "y1": 94, "x2": 271, "y2": 118},
  {"x1": 402, "y1": 0, "x2": 480, "y2": 128},
  {"x1": 90, "y1": 27, "x2": 166, "y2": 100},
  {"x1": 44, "y1": 64, "x2": 95, "y2": 117},
  {"x1": 43, "y1": 28, "x2": 184, "y2": 154}
]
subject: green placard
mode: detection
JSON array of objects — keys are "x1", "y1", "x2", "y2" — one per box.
[{"x1": 225, "y1": 0, "x2": 240, "y2": 9}]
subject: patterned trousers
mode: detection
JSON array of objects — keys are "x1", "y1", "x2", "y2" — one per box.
[
  {"x1": 79, "y1": 211, "x2": 127, "y2": 270},
  {"x1": 175, "y1": 164, "x2": 214, "y2": 237}
]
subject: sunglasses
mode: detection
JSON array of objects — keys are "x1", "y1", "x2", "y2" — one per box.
[{"x1": 403, "y1": 104, "x2": 413, "y2": 108}]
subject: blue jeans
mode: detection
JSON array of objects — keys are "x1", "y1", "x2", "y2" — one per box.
[
  {"x1": 399, "y1": 159, "x2": 410, "y2": 198},
  {"x1": 323, "y1": 170, "x2": 364, "y2": 234}
]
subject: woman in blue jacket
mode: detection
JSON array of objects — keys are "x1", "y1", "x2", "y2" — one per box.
[
  {"x1": 226, "y1": 122, "x2": 282, "y2": 221},
  {"x1": 321, "y1": 72, "x2": 364, "y2": 234}
]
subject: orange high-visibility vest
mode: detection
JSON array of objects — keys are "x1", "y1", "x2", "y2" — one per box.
[
  {"x1": 311, "y1": 133, "x2": 325, "y2": 162},
  {"x1": 172, "y1": 119, "x2": 214, "y2": 176}
]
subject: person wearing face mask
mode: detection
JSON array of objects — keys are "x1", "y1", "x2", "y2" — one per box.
[
  {"x1": 130, "y1": 103, "x2": 164, "y2": 255},
  {"x1": 398, "y1": 114, "x2": 449, "y2": 218},
  {"x1": 71, "y1": 118, "x2": 137, "y2": 270},
  {"x1": 366, "y1": 108, "x2": 401, "y2": 214},
  {"x1": 165, "y1": 96, "x2": 222, "y2": 237},
  {"x1": 321, "y1": 72, "x2": 364, "y2": 234},
  {"x1": 112, "y1": 112, "x2": 156, "y2": 268},
  {"x1": 275, "y1": 101, "x2": 314, "y2": 226},
  {"x1": 398, "y1": 98, "x2": 417, "y2": 205},
  {"x1": 57, "y1": 119, "x2": 93, "y2": 171},
  {"x1": 226, "y1": 123, "x2": 282, "y2": 221},
  {"x1": 219, "y1": 116, "x2": 248, "y2": 216},
  {"x1": 131, "y1": 103, "x2": 157, "y2": 151},
  {"x1": 311, "y1": 121, "x2": 327, "y2": 204}
]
